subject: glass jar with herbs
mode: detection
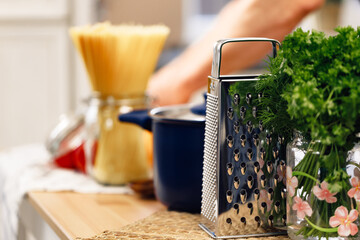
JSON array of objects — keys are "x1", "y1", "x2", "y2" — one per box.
[
  {"x1": 286, "y1": 132, "x2": 360, "y2": 239},
  {"x1": 255, "y1": 26, "x2": 360, "y2": 239}
]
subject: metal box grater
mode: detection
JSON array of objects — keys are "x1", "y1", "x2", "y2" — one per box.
[{"x1": 199, "y1": 38, "x2": 288, "y2": 238}]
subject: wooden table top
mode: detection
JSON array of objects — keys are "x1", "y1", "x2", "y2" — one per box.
[{"x1": 27, "y1": 191, "x2": 165, "y2": 240}]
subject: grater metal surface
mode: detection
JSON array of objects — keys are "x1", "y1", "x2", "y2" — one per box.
[
  {"x1": 202, "y1": 93, "x2": 218, "y2": 223},
  {"x1": 200, "y1": 38, "x2": 287, "y2": 238}
]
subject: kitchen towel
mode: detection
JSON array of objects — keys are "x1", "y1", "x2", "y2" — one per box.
[{"x1": 0, "y1": 143, "x2": 132, "y2": 240}]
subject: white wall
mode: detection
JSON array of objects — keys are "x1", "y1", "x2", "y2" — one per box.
[{"x1": 0, "y1": 0, "x2": 96, "y2": 149}]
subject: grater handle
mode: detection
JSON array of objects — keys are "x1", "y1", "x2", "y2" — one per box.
[{"x1": 211, "y1": 38, "x2": 281, "y2": 79}]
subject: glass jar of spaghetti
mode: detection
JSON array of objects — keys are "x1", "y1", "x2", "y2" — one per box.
[{"x1": 84, "y1": 93, "x2": 151, "y2": 185}]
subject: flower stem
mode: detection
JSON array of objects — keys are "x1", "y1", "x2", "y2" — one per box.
[
  {"x1": 349, "y1": 161, "x2": 360, "y2": 169},
  {"x1": 292, "y1": 171, "x2": 320, "y2": 184},
  {"x1": 304, "y1": 217, "x2": 338, "y2": 233}
]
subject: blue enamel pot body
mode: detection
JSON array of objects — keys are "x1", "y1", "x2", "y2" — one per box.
[{"x1": 119, "y1": 104, "x2": 205, "y2": 213}]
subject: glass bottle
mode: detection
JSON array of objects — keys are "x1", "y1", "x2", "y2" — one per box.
[
  {"x1": 286, "y1": 131, "x2": 360, "y2": 239},
  {"x1": 84, "y1": 93, "x2": 151, "y2": 185}
]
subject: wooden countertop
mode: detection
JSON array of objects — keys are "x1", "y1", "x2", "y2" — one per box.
[{"x1": 26, "y1": 191, "x2": 166, "y2": 240}]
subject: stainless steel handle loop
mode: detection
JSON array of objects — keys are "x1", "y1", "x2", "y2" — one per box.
[{"x1": 211, "y1": 38, "x2": 281, "y2": 79}]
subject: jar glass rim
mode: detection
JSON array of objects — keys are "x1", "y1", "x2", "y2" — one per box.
[{"x1": 83, "y1": 92, "x2": 149, "y2": 107}]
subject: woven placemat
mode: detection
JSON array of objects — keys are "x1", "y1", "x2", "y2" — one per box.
[{"x1": 77, "y1": 210, "x2": 290, "y2": 240}]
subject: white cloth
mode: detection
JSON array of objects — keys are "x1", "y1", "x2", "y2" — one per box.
[{"x1": 0, "y1": 143, "x2": 132, "y2": 240}]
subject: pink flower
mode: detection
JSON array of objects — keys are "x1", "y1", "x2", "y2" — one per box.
[
  {"x1": 286, "y1": 167, "x2": 298, "y2": 197},
  {"x1": 259, "y1": 189, "x2": 272, "y2": 212},
  {"x1": 330, "y1": 206, "x2": 358, "y2": 237},
  {"x1": 277, "y1": 165, "x2": 286, "y2": 185},
  {"x1": 292, "y1": 196, "x2": 312, "y2": 219},
  {"x1": 312, "y1": 181, "x2": 337, "y2": 203},
  {"x1": 348, "y1": 177, "x2": 360, "y2": 201}
]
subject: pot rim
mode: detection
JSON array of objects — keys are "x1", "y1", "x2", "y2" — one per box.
[{"x1": 149, "y1": 104, "x2": 205, "y2": 123}]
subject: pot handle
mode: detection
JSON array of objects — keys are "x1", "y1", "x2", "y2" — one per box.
[{"x1": 118, "y1": 110, "x2": 152, "y2": 131}]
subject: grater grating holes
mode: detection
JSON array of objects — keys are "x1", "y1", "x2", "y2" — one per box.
[{"x1": 201, "y1": 93, "x2": 218, "y2": 223}]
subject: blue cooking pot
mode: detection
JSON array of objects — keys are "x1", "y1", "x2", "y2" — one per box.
[{"x1": 119, "y1": 102, "x2": 205, "y2": 213}]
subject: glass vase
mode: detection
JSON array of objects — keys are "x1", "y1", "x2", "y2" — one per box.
[{"x1": 286, "y1": 131, "x2": 360, "y2": 239}]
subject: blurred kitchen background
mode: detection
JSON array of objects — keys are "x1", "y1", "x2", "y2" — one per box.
[{"x1": 0, "y1": 0, "x2": 359, "y2": 149}]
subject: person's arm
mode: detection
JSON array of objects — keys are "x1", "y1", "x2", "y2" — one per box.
[{"x1": 147, "y1": 0, "x2": 325, "y2": 106}]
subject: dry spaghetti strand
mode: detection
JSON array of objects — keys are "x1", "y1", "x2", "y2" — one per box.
[{"x1": 69, "y1": 22, "x2": 169, "y2": 96}]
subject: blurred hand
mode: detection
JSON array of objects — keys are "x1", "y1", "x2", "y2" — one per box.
[{"x1": 147, "y1": 0, "x2": 325, "y2": 106}]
